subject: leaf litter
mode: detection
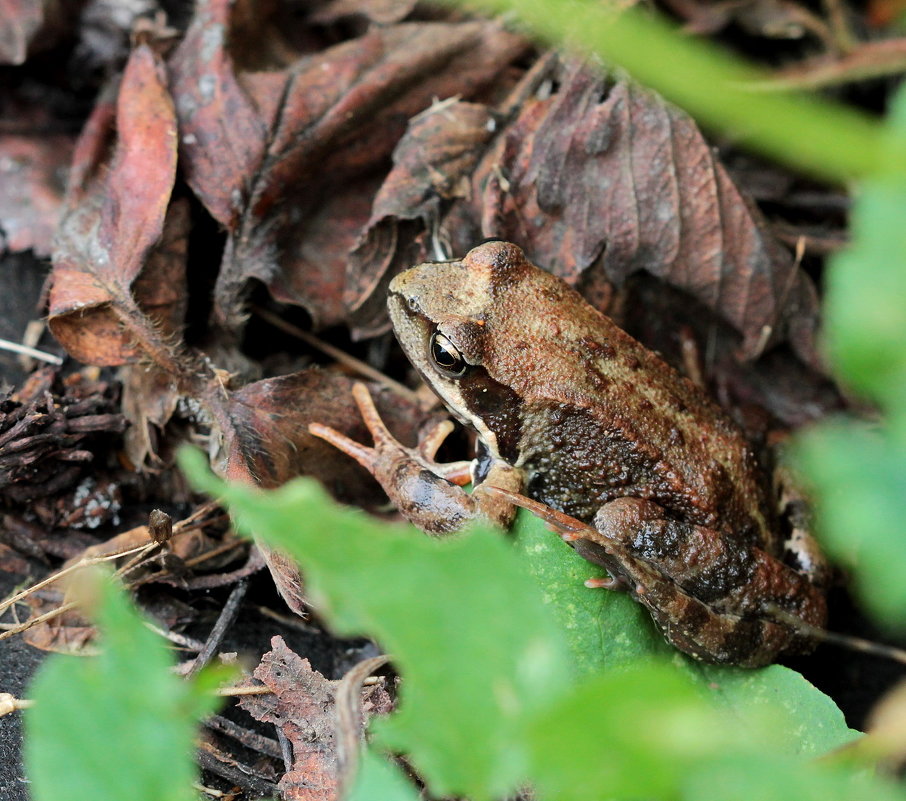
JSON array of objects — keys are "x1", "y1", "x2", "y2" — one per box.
[{"x1": 0, "y1": 0, "x2": 888, "y2": 795}]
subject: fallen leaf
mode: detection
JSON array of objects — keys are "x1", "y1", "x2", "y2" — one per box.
[
  {"x1": 238, "y1": 637, "x2": 348, "y2": 801},
  {"x1": 222, "y1": 370, "x2": 428, "y2": 614},
  {"x1": 170, "y1": 0, "x2": 527, "y2": 329},
  {"x1": 347, "y1": 99, "x2": 498, "y2": 335},
  {"x1": 465, "y1": 60, "x2": 820, "y2": 363},
  {"x1": 47, "y1": 42, "x2": 181, "y2": 366},
  {"x1": 222, "y1": 370, "x2": 423, "y2": 497}
]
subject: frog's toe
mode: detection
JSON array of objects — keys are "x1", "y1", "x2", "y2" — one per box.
[
  {"x1": 585, "y1": 575, "x2": 628, "y2": 591},
  {"x1": 308, "y1": 422, "x2": 379, "y2": 473}
]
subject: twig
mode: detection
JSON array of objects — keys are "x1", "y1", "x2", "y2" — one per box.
[
  {"x1": 183, "y1": 579, "x2": 248, "y2": 678},
  {"x1": 250, "y1": 305, "x2": 420, "y2": 404},
  {"x1": 336, "y1": 655, "x2": 391, "y2": 790},
  {"x1": 0, "y1": 601, "x2": 78, "y2": 643},
  {"x1": 0, "y1": 338, "x2": 63, "y2": 365},
  {"x1": 215, "y1": 684, "x2": 272, "y2": 697},
  {"x1": 752, "y1": 38, "x2": 906, "y2": 90}
]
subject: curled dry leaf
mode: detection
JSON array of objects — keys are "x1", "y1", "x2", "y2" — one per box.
[
  {"x1": 239, "y1": 636, "x2": 393, "y2": 801},
  {"x1": 347, "y1": 100, "x2": 499, "y2": 334},
  {"x1": 170, "y1": 0, "x2": 528, "y2": 329},
  {"x1": 47, "y1": 42, "x2": 182, "y2": 367}
]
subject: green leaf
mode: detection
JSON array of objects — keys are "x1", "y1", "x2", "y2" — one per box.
[
  {"x1": 794, "y1": 421, "x2": 906, "y2": 627},
  {"x1": 180, "y1": 448, "x2": 570, "y2": 800},
  {"x1": 512, "y1": 507, "x2": 671, "y2": 673},
  {"x1": 692, "y1": 665, "x2": 858, "y2": 756},
  {"x1": 25, "y1": 571, "x2": 224, "y2": 801},
  {"x1": 528, "y1": 663, "x2": 723, "y2": 801},
  {"x1": 514, "y1": 509, "x2": 857, "y2": 754},
  {"x1": 345, "y1": 749, "x2": 422, "y2": 801},
  {"x1": 824, "y1": 182, "x2": 906, "y2": 408},
  {"x1": 684, "y1": 752, "x2": 906, "y2": 801}
]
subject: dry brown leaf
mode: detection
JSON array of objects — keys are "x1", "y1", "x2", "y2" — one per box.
[
  {"x1": 170, "y1": 0, "x2": 527, "y2": 329},
  {"x1": 467, "y1": 61, "x2": 820, "y2": 363},
  {"x1": 47, "y1": 42, "x2": 182, "y2": 367},
  {"x1": 21, "y1": 594, "x2": 97, "y2": 655},
  {"x1": 347, "y1": 100, "x2": 498, "y2": 334},
  {"x1": 239, "y1": 636, "x2": 342, "y2": 801},
  {"x1": 222, "y1": 370, "x2": 427, "y2": 614}
]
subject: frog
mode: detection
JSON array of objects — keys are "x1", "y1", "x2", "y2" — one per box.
[{"x1": 310, "y1": 241, "x2": 828, "y2": 667}]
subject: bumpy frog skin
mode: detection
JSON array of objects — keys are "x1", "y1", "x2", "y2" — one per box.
[{"x1": 311, "y1": 241, "x2": 828, "y2": 667}]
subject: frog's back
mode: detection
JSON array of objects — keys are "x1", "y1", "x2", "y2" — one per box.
[{"x1": 463, "y1": 242, "x2": 777, "y2": 548}]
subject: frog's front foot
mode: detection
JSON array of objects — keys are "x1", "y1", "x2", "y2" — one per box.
[
  {"x1": 310, "y1": 383, "x2": 520, "y2": 534},
  {"x1": 310, "y1": 383, "x2": 470, "y2": 483}
]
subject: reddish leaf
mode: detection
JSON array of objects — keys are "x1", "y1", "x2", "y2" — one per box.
[
  {"x1": 465, "y1": 61, "x2": 820, "y2": 363},
  {"x1": 170, "y1": 0, "x2": 527, "y2": 329},
  {"x1": 0, "y1": 133, "x2": 73, "y2": 256},
  {"x1": 346, "y1": 100, "x2": 498, "y2": 335},
  {"x1": 47, "y1": 43, "x2": 181, "y2": 366},
  {"x1": 22, "y1": 594, "x2": 97, "y2": 655},
  {"x1": 239, "y1": 637, "x2": 342, "y2": 801},
  {"x1": 240, "y1": 637, "x2": 394, "y2": 801},
  {"x1": 266, "y1": 174, "x2": 383, "y2": 330},
  {"x1": 168, "y1": 0, "x2": 268, "y2": 230}
]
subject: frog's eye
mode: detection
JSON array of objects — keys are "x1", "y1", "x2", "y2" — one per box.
[{"x1": 429, "y1": 332, "x2": 468, "y2": 378}]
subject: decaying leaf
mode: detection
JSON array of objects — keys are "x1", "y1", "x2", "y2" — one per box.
[
  {"x1": 346, "y1": 57, "x2": 821, "y2": 366},
  {"x1": 240, "y1": 636, "x2": 392, "y2": 801},
  {"x1": 170, "y1": 0, "x2": 528, "y2": 330},
  {"x1": 470, "y1": 61, "x2": 821, "y2": 363},
  {"x1": 47, "y1": 42, "x2": 181, "y2": 367},
  {"x1": 222, "y1": 370, "x2": 427, "y2": 613},
  {"x1": 0, "y1": 133, "x2": 73, "y2": 256},
  {"x1": 346, "y1": 99, "x2": 499, "y2": 333}
]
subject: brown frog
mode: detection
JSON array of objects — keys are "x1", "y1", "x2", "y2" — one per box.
[{"x1": 311, "y1": 241, "x2": 828, "y2": 667}]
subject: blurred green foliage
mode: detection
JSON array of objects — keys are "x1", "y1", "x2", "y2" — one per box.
[
  {"x1": 24, "y1": 571, "x2": 229, "y2": 801},
  {"x1": 182, "y1": 450, "x2": 880, "y2": 801}
]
